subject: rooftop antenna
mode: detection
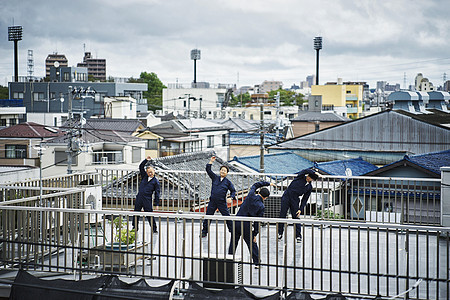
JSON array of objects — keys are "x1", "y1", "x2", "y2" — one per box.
[{"x1": 27, "y1": 50, "x2": 34, "y2": 81}]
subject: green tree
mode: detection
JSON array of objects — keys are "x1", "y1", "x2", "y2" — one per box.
[
  {"x1": 229, "y1": 92, "x2": 251, "y2": 107},
  {"x1": 129, "y1": 72, "x2": 166, "y2": 112},
  {"x1": 268, "y1": 89, "x2": 305, "y2": 106},
  {"x1": 0, "y1": 86, "x2": 8, "y2": 99}
]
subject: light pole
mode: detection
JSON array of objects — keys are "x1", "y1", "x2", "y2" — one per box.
[
  {"x1": 8, "y1": 26, "x2": 23, "y2": 82},
  {"x1": 191, "y1": 49, "x2": 201, "y2": 88},
  {"x1": 314, "y1": 36, "x2": 322, "y2": 85}
]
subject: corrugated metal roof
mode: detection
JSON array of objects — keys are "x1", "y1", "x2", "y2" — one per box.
[
  {"x1": 292, "y1": 111, "x2": 350, "y2": 122},
  {"x1": 269, "y1": 110, "x2": 450, "y2": 155},
  {"x1": 231, "y1": 152, "x2": 313, "y2": 174},
  {"x1": 230, "y1": 132, "x2": 278, "y2": 146},
  {"x1": 316, "y1": 157, "x2": 378, "y2": 176}
]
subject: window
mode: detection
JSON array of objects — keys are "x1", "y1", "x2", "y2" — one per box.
[
  {"x1": 13, "y1": 92, "x2": 24, "y2": 99},
  {"x1": 0, "y1": 119, "x2": 6, "y2": 126},
  {"x1": 132, "y1": 147, "x2": 141, "y2": 163},
  {"x1": 346, "y1": 90, "x2": 351, "y2": 94},
  {"x1": 147, "y1": 139, "x2": 158, "y2": 150},
  {"x1": 6, "y1": 145, "x2": 27, "y2": 159},
  {"x1": 55, "y1": 151, "x2": 78, "y2": 165},
  {"x1": 222, "y1": 134, "x2": 229, "y2": 146},
  {"x1": 92, "y1": 151, "x2": 123, "y2": 164},
  {"x1": 207, "y1": 135, "x2": 214, "y2": 148},
  {"x1": 9, "y1": 118, "x2": 17, "y2": 125},
  {"x1": 33, "y1": 92, "x2": 44, "y2": 101},
  {"x1": 64, "y1": 72, "x2": 70, "y2": 81}
]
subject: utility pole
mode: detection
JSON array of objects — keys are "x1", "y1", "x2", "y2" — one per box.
[
  {"x1": 67, "y1": 86, "x2": 73, "y2": 174},
  {"x1": 259, "y1": 103, "x2": 264, "y2": 173},
  {"x1": 275, "y1": 91, "x2": 280, "y2": 140}
]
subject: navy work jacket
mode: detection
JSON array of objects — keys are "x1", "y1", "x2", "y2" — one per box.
[
  {"x1": 206, "y1": 164, "x2": 236, "y2": 202},
  {"x1": 136, "y1": 159, "x2": 160, "y2": 206},
  {"x1": 283, "y1": 169, "x2": 316, "y2": 211},
  {"x1": 236, "y1": 181, "x2": 270, "y2": 237}
]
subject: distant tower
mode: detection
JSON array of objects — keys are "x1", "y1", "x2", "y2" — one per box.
[
  {"x1": 191, "y1": 49, "x2": 201, "y2": 88},
  {"x1": 27, "y1": 50, "x2": 34, "y2": 81},
  {"x1": 313, "y1": 37, "x2": 322, "y2": 85},
  {"x1": 403, "y1": 72, "x2": 407, "y2": 90},
  {"x1": 8, "y1": 25, "x2": 23, "y2": 82}
]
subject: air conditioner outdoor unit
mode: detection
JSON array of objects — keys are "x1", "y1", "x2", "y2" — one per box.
[
  {"x1": 80, "y1": 184, "x2": 103, "y2": 224},
  {"x1": 192, "y1": 253, "x2": 243, "y2": 290}
]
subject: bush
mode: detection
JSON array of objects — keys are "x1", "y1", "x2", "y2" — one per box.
[
  {"x1": 316, "y1": 209, "x2": 344, "y2": 220},
  {"x1": 112, "y1": 216, "x2": 136, "y2": 244}
]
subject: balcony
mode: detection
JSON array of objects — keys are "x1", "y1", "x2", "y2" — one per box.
[{"x1": 0, "y1": 170, "x2": 447, "y2": 299}]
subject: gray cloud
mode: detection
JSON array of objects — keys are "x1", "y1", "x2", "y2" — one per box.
[{"x1": 1, "y1": 0, "x2": 449, "y2": 88}]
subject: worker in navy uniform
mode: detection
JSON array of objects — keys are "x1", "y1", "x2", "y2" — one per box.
[
  {"x1": 132, "y1": 156, "x2": 160, "y2": 233},
  {"x1": 228, "y1": 181, "x2": 274, "y2": 268},
  {"x1": 278, "y1": 168, "x2": 319, "y2": 243},
  {"x1": 202, "y1": 156, "x2": 236, "y2": 237}
]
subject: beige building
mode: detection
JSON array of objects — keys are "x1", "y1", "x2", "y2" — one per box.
[
  {"x1": 311, "y1": 80, "x2": 364, "y2": 119},
  {"x1": 45, "y1": 53, "x2": 68, "y2": 78},
  {"x1": 259, "y1": 80, "x2": 283, "y2": 93}
]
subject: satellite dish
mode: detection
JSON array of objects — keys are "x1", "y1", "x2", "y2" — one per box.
[
  {"x1": 345, "y1": 168, "x2": 353, "y2": 177},
  {"x1": 53, "y1": 61, "x2": 60, "y2": 68}
]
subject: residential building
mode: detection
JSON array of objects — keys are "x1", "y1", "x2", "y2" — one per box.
[
  {"x1": 139, "y1": 119, "x2": 231, "y2": 160},
  {"x1": 45, "y1": 53, "x2": 68, "y2": 78},
  {"x1": 259, "y1": 80, "x2": 283, "y2": 93},
  {"x1": 9, "y1": 80, "x2": 147, "y2": 119},
  {"x1": 49, "y1": 66, "x2": 88, "y2": 83},
  {"x1": 103, "y1": 96, "x2": 137, "y2": 119},
  {"x1": 311, "y1": 80, "x2": 364, "y2": 119},
  {"x1": 77, "y1": 52, "x2": 106, "y2": 81},
  {"x1": 0, "y1": 99, "x2": 26, "y2": 127},
  {"x1": 415, "y1": 73, "x2": 435, "y2": 91},
  {"x1": 41, "y1": 120, "x2": 146, "y2": 177},
  {"x1": 228, "y1": 132, "x2": 278, "y2": 158},
  {"x1": 162, "y1": 84, "x2": 234, "y2": 118},
  {"x1": 306, "y1": 75, "x2": 315, "y2": 87},
  {"x1": 0, "y1": 122, "x2": 63, "y2": 168},
  {"x1": 291, "y1": 111, "x2": 349, "y2": 137}
]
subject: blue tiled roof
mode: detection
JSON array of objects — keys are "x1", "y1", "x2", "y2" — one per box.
[
  {"x1": 407, "y1": 149, "x2": 450, "y2": 175},
  {"x1": 232, "y1": 152, "x2": 313, "y2": 174},
  {"x1": 316, "y1": 157, "x2": 378, "y2": 176},
  {"x1": 230, "y1": 132, "x2": 279, "y2": 146}
]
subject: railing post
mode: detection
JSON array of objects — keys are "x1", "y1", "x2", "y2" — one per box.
[{"x1": 440, "y1": 167, "x2": 450, "y2": 226}]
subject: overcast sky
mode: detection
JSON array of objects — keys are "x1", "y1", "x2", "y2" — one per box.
[{"x1": 1, "y1": 0, "x2": 449, "y2": 89}]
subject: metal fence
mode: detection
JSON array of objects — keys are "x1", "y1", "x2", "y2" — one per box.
[
  {"x1": 99, "y1": 169, "x2": 442, "y2": 225},
  {"x1": 0, "y1": 204, "x2": 448, "y2": 299}
]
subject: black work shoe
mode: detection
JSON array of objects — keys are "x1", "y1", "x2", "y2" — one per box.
[{"x1": 201, "y1": 232, "x2": 207, "y2": 238}]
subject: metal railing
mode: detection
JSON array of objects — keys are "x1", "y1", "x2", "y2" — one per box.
[
  {"x1": 99, "y1": 169, "x2": 441, "y2": 226},
  {"x1": 0, "y1": 205, "x2": 448, "y2": 299}
]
